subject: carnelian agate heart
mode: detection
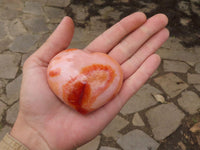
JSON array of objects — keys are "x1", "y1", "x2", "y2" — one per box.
[{"x1": 47, "y1": 48, "x2": 123, "y2": 114}]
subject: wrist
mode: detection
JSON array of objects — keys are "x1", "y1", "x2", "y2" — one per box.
[{"x1": 10, "y1": 113, "x2": 50, "y2": 150}]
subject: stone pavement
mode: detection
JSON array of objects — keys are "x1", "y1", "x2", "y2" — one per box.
[{"x1": 0, "y1": 0, "x2": 200, "y2": 149}]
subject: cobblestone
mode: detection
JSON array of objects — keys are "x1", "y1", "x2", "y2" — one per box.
[
  {"x1": 102, "y1": 115, "x2": 129, "y2": 140},
  {"x1": 178, "y1": 91, "x2": 200, "y2": 115},
  {"x1": 23, "y1": 16, "x2": 49, "y2": 34},
  {"x1": 163, "y1": 60, "x2": 190, "y2": 73},
  {"x1": 0, "y1": 0, "x2": 24, "y2": 10},
  {"x1": 99, "y1": 7, "x2": 122, "y2": 21},
  {"x1": 0, "y1": 7, "x2": 22, "y2": 20},
  {"x1": 187, "y1": 73, "x2": 200, "y2": 84},
  {"x1": 117, "y1": 129, "x2": 159, "y2": 150},
  {"x1": 6, "y1": 102, "x2": 19, "y2": 124},
  {"x1": 99, "y1": 147, "x2": 119, "y2": 150},
  {"x1": 44, "y1": 7, "x2": 65, "y2": 23},
  {"x1": 195, "y1": 62, "x2": 200, "y2": 73},
  {"x1": 6, "y1": 74, "x2": 22, "y2": 105},
  {"x1": 21, "y1": 53, "x2": 32, "y2": 67},
  {"x1": 154, "y1": 73, "x2": 189, "y2": 98},
  {"x1": 9, "y1": 34, "x2": 39, "y2": 53},
  {"x1": 0, "y1": 126, "x2": 11, "y2": 141},
  {"x1": 8, "y1": 19, "x2": 27, "y2": 37},
  {"x1": 132, "y1": 113, "x2": 145, "y2": 127},
  {"x1": 0, "y1": 53, "x2": 21, "y2": 79},
  {"x1": 77, "y1": 136, "x2": 100, "y2": 150},
  {"x1": 23, "y1": 1, "x2": 44, "y2": 15},
  {"x1": 194, "y1": 85, "x2": 200, "y2": 92},
  {"x1": 120, "y1": 84, "x2": 161, "y2": 115},
  {"x1": 146, "y1": 103, "x2": 185, "y2": 140},
  {"x1": 0, "y1": 21, "x2": 7, "y2": 39},
  {"x1": 46, "y1": 0, "x2": 70, "y2": 7},
  {"x1": 0, "y1": 37, "x2": 12, "y2": 52},
  {"x1": 0, "y1": 101, "x2": 7, "y2": 121},
  {"x1": 71, "y1": 5, "x2": 89, "y2": 23}
]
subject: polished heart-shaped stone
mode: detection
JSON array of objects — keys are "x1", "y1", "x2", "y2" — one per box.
[{"x1": 47, "y1": 49, "x2": 123, "y2": 114}]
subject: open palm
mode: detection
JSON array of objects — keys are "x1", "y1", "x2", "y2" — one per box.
[{"x1": 11, "y1": 12, "x2": 169, "y2": 150}]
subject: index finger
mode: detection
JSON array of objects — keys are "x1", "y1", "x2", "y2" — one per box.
[{"x1": 84, "y1": 12, "x2": 147, "y2": 53}]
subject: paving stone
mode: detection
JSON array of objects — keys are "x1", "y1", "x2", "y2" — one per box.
[
  {"x1": 187, "y1": 73, "x2": 200, "y2": 84},
  {"x1": 70, "y1": 5, "x2": 89, "y2": 23},
  {"x1": 117, "y1": 129, "x2": 159, "y2": 150},
  {"x1": 6, "y1": 102, "x2": 19, "y2": 124},
  {"x1": 99, "y1": 146, "x2": 119, "y2": 150},
  {"x1": 89, "y1": 16, "x2": 107, "y2": 34},
  {"x1": 161, "y1": 37, "x2": 185, "y2": 51},
  {"x1": 0, "y1": 80, "x2": 4, "y2": 94},
  {"x1": 151, "y1": 70, "x2": 159, "y2": 78},
  {"x1": 68, "y1": 27, "x2": 95, "y2": 49},
  {"x1": 77, "y1": 136, "x2": 100, "y2": 150},
  {"x1": 46, "y1": 0, "x2": 70, "y2": 7},
  {"x1": 0, "y1": 94, "x2": 8, "y2": 105},
  {"x1": 0, "y1": 21, "x2": 7, "y2": 39},
  {"x1": 154, "y1": 73, "x2": 188, "y2": 98},
  {"x1": 163, "y1": 60, "x2": 190, "y2": 73},
  {"x1": 0, "y1": 53, "x2": 21, "y2": 79},
  {"x1": 6, "y1": 75, "x2": 22, "y2": 105},
  {"x1": 27, "y1": 0, "x2": 47, "y2": 5},
  {"x1": 132, "y1": 113, "x2": 145, "y2": 127},
  {"x1": 9, "y1": 34, "x2": 39, "y2": 53},
  {"x1": 194, "y1": 84, "x2": 200, "y2": 92},
  {"x1": 157, "y1": 47, "x2": 200, "y2": 66},
  {"x1": 195, "y1": 62, "x2": 200, "y2": 73},
  {"x1": 0, "y1": 101, "x2": 7, "y2": 121},
  {"x1": 0, "y1": 37, "x2": 12, "y2": 52},
  {"x1": 8, "y1": 19, "x2": 27, "y2": 37},
  {"x1": 0, "y1": 0, "x2": 24, "y2": 10},
  {"x1": 178, "y1": 91, "x2": 200, "y2": 115},
  {"x1": 145, "y1": 103, "x2": 185, "y2": 140},
  {"x1": 21, "y1": 53, "x2": 32, "y2": 67},
  {"x1": 99, "y1": 6, "x2": 122, "y2": 21},
  {"x1": 0, "y1": 7, "x2": 21, "y2": 20},
  {"x1": 102, "y1": 115, "x2": 129, "y2": 140},
  {"x1": 23, "y1": 17, "x2": 49, "y2": 34},
  {"x1": 44, "y1": 7, "x2": 65, "y2": 23},
  {"x1": 120, "y1": 84, "x2": 161, "y2": 115},
  {"x1": 37, "y1": 33, "x2": 51, "y2": 48},
  {"x1": 94, "y1": 0, "x2": 105, "y2": 5},
  {"x1": 23, "y1": 1, "x2": 44, "y2": 15},
  {"x1": 0, "y1": 126, "x2": 11, "y2": 141},
  {"x1": 47, "y1": 24, "x2": 58, "y2": 31},
  {"x1": 157, "y1": 37, "x2": 200, "y2": 65}
]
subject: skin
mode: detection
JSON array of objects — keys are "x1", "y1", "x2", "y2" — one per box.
[{"x1": 11, "y1": 12, "x2": 169, "y2": 150}]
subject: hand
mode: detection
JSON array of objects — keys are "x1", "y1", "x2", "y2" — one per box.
[{"x1": 11, "y1": 12, "x2": 169, "y2": 150}]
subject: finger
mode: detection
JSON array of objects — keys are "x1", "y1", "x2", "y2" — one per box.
[
  {"x1": 92, "y1": 54, "x2": 161, "y2": 122},
  {"x1": 109, "y1": 14, "x2": 168, "y2": 64},
  {"x1": 122, "y1": 28, "x2": 169, "y2": 79},
  {"x1": 117, "y1": 54, "x2": 161, "y2": 105},
  {"x1": 33, "y1": 17, "x2": 74, "y2": 65},
  {"x1": 84, "y1": 12, "x2": 146, "y2": 53}
]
